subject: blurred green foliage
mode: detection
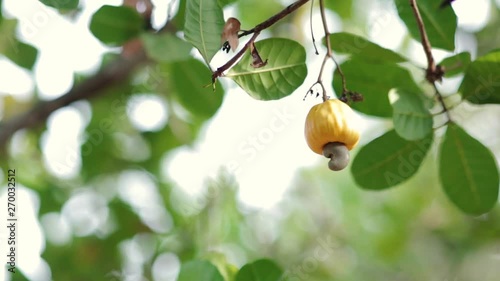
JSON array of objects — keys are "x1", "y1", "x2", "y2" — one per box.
[{"x1": 1, "y1": 0, "x2": 500, "y2": 280}]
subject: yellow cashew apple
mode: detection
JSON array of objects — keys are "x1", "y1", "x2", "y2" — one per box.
[{"x1": 304, "y1": 99, "x2": 361, "y2": 170}]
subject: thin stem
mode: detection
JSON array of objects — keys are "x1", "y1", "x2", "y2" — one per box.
[
  {"x1": 431, "y1": 94, "x2": 462, "y2": 116},
  {"x1": 317, "y1": 55, "x2": 330, "y2": 101},
  {"x1": 214, "y1": 0, "x2": 311, "y2": 81},
  {"x1": 433, "y1": 83, "x2": 452, "y2": 121},
  {"x1": 309, "y1": 0, "x2": 319, "y2": 55},
  {"x1": 319, "y1": 0, "x2": 347, "y2": 98},
  {"x1": 320, "y1": 0, "x2": 331, "y2": 58},
  {"x1": 333, "y1": 56, "x2": 347, "y2": 94},
  {"x1": 317, "y1": 0, "x2": 331, "y2": 102}
]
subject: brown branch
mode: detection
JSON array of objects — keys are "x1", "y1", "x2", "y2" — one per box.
[
  {"x1": 213, "y1": 0, "x2": 311, "y2": 80},
  {"x1": 212, "y1": 32, "x2": 260, "y2": 82},
  {"x1": 409, "y1": 0, "x2": 444, "y2": 83},
  {"x1": 409, "y1": 0, "x2": 450, "y2": 121},
  {"x1": 0, "y1": 52, "x2": 147, "y2": 150}
]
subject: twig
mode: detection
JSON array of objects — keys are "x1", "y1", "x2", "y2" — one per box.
[
  {"x1": 409, "y1": 0, "x2": 443, "y2": 83},
  {"x1": 409, "y1": 0, "x2": 450, "y2": 122},
  {"x1": 320, "y1": 0, "x2": 332, "y2": 58},
  {"x1": 314, "y1": 0, "x2": 347, "y2": 102},
  {"x1": 304, "y1": 55, "x2": 329, "y2": 101},
  {"x1": 309, "y1": 0, "x2": 319, "y2": 55},
  {"x1": 214, "y1": 0, "x2": 311, "y2": 81},
  {"x1": 433, "y1": 83, "x2": 452, "y2": 121}
]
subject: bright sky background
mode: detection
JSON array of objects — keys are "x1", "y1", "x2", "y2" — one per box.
[{"x1": 0, "y1": 0, "x2": 496, "y2": 280}]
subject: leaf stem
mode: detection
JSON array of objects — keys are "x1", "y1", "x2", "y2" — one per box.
[
  {"x1": 433, "y1": 83, "x2": 452, "y2": 121},
  {"x1": 214, "y1": 0, "x2": 311, "y2": 82}
]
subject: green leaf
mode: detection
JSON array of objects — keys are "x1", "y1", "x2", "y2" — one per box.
[
  {"x1": 0, "y1": 18, "x2": 16, "y2": 51},
  {"x1": 351, "y1": 130, "x2": 433, "y2": 190},
  {"x1": 0, "y1": 19, "x2": 38, "y2": 69},
  {"x1": 332, "y1": 59, "x2": 420, "y2": 117},
  {"x1": 439, "y1": 123, "x2": 499, "y2": 215},
  {"x1": 169, "y1": 59, "x2": 224, "y2": 118},
  {"x1": 184, "y1": 0, "x2": 225, "y2": 65},
  {"x1": 4, "y1": 40, "x2": 38, "y2": 70},
  {"x1": 459, "y1": 49, "x2": 500, "y2": 104},
  {"x1": 178, "y1": 260, "x2": 224, "y2": 281},
  {"x1": 389, "y1": 88, "x2": 433, "y2": 141},
  {"x1": 235, "y1": 259, "x2": 283, "y2": 281},
  {"x1": 39, "y1": 0, "x2": 79, "y2": 10},
  {"x1": 395, "y1": 0, "x2": 456, "y2": 50},
  {"x1": 325, "y1": 0, "x2": 353, "y2": 19},
  {"x1": 89, "y1": 5, "x2": 144, "y2": 45},
  {"x1": 172, "y1": 0, "x2": 187, "y2": 30},
  {"x1": 330, "y1": 32, "x2": 407, "y2": 63},
  {"x1": 227, "y1": 38, "x2": 307, "y2": 100},
  {"x1": 438, "y1": 51, "x2": 471, "y2": 78},
  {"x1": 141, "y1": 33, "x2": 192, "y2": 62}
]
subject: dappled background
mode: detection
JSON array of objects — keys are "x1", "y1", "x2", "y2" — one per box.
[{"x1": 1, "y1": 0, "x2": 500, "y2": 280}]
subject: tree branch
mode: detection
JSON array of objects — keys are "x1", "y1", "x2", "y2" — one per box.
[
  {"x1": 0, "y1": 52, "x2": 147, "y2": 150},
  {"x1": 213, "y1": 0, "x2": 311, "y2": 81},
  {"x1": 409, "y1": 0, "x2": 450, "y2": 122},
  {"x1": 409, "y1": 0, "x2": 444, "y2": 83},
  {"x1": 212, "y1": 32, "x2": 260, "y2": 83}
]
